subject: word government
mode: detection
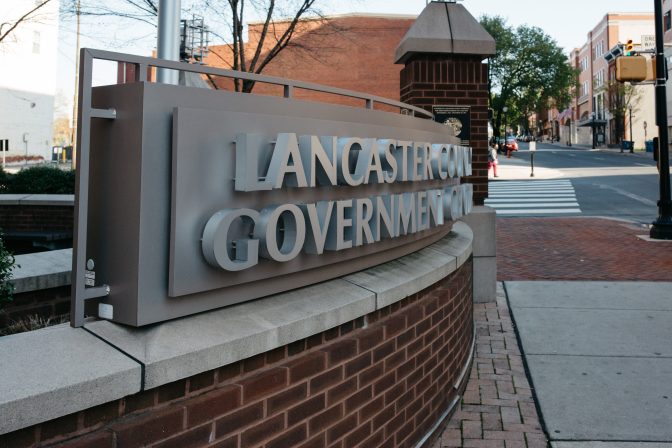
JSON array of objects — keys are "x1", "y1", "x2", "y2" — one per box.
[{"x1": 202, "y1": 133, "x2": 474, "y2": 272}]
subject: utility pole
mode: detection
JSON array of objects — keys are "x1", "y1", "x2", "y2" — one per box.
[
  {"x1": 650, "y1": 0, "x2": 672, "y2": 239},
  {"x1": 157, "y1": 0, "x2": 181, "y2": 85}
]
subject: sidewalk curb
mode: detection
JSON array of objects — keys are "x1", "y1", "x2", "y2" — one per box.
[{"x1": 502, "y1": 281, "x2": 552, "y2": 447}]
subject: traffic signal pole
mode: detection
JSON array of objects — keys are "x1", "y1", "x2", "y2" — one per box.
[{"x1": 650, "y1": 0, "x2": 672, "y2": 239}]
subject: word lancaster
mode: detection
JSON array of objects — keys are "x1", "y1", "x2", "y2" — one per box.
[
  {"x1": 201, "y1": 133, "x2": 473, "y2": 272},
  {"x1": 235, "y1": 133, "x2": 473, "y2": 191}
]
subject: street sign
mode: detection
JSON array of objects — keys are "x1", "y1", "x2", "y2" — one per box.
[
  {"x1": 642, "y1": 34, "x2": 655, "y2": 51},
  {"x1": 529, "y1": 141, "x2": 536, "y2": 151}
]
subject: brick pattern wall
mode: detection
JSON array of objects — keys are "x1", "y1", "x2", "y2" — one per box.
[
  {"x1": 0, "y1": 286, "x2": 70, "y2": 330},
  {"x1": 1, "y1": 260, "x2": 473, "y2": 448},
  {"x1": 0, "y1": 205, "x2": 74, "y2": 234},
  {"x1": 400, "y1": 55, "x2": 490, "y2": 205},
  {"x1": 205, "y1": 16, "x2": 414, "y2": 108}
]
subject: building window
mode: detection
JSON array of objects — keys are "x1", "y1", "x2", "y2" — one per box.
[
  {"x1": 580, "y1": 57, "x2": 589, "y2": 72},
  {"x1": 593, "y1": 69, "x2": 605, "y2": 88},
  {"x1": 32, "y1": 31, "x2": 40, "y2": 54},
  {"x1": 665, "y1": 10, "x2": 671, "y2": 31}
]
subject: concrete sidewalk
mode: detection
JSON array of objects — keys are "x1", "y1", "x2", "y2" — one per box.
[{"x1": 507, "y1": 281, "x2": 672, "y2": 446}]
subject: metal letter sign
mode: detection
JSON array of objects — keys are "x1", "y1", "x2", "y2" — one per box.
[{"x1": 72, "y1": 50, "x2": 473, "y2": 327}]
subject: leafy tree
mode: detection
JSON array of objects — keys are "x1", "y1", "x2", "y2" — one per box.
[
  {"x1": 481, "y1": 16, "x2": 576, "y2": 138},
  {"x1": 62, "y1": 0, "x2": 331, "y2": 92},
  {"x1": 600, "y1": 80, "x2": 641, "y2": 143},
  {"x1": 0, "y1": 0, "x2": 53, "y2": 44}
]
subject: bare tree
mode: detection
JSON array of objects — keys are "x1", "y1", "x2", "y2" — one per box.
[
  {"x1": 216, "y1": 0, "x2": 320, "y2": 92},
  {"x1": 62, "y1": 0, "x2": 337, "y2": 92},
  {"x1": 0, "y1": 0, "x2": 54, "y2": 44}
]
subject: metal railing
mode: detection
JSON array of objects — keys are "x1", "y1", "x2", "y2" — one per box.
[
  {"x1": 70, "y1": 48, "x2": 433, "y2": 327},
  {"x1": 83, "y1": 48, "x2": 433, "y2": 118}
]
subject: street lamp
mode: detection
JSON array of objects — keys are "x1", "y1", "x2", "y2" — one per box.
[
  {"x1": 502, "y1": 106, "x2": 508, "y2": 138},
  {"x1": 629, "y1": 106, "x2": 634, "y2": 154}
]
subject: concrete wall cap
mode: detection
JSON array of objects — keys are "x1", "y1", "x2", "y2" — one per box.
[
  {"x1": 85, "y1": 279, "x2": 377, "y2": 390},
  {"x1": 10, "y1": 248, "x2": 72, "y2": 293},
  {"x1": 344, "y1": 245, "x2": 458, "y2": 309},
  {"x1": 395, "y1": 2, "x2": 496, "y2": 63},
  {"x1": 0, "y1": 324, "x2": 141, "y2": 434},
  {"x1": 0, "y1": 194, "x2": 74, "y2": 206},
  {"x1": 0, "y1": 194, "x2": 31, "y2": 205}
]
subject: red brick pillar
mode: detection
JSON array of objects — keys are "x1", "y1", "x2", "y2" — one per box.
[{"x1": 400, "y1": 55, "x2": 490, "y2": 205}]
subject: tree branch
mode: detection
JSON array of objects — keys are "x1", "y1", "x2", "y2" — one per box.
[{"x1": 0, "y1": 0, "x2": 53, "y2": 44}]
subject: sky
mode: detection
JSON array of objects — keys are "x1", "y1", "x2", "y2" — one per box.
[{"x1": 55, "y1": 0, "x2": 654, "y2": 117}]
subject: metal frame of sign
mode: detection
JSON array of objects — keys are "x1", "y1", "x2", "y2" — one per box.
[{"x1": 72, "y1": 49, "x2": 467, "y2": 327}]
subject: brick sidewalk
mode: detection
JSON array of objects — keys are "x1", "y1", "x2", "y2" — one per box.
[
  {"x1": 497, "y1": 217, "x2": 672, "y2": 281},
  {"x1": 432, "y1": 284, "x2": 547, "y2": 448}
]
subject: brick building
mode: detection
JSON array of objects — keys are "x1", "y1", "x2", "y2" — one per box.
[
  {"x1": 555, "y1": 12, "x2": 655, "y2": 148},
  {"x1": 205, "y1": 14, "x2": 416, "y2": 107}
]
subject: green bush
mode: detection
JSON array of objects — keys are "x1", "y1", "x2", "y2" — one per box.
[
  {"x1": 0, "y1": 168, "x2": 10, "y2": 193},
  {"x1": 4, "y1": 166, "x2": 75, "y2": 194},
  {"x1": 0, "y1": 230, "x2": 17, "y2": 311}
]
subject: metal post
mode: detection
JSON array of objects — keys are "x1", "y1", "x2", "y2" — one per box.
[
  {"x1": 157, "y1": 0, "x2": 181, "y2": 85},
  {"x1": 592, "y1": 115, "x2": 596, "y2": 149},
  {"x1": 530, "y1": 152, "x2": 535, "y2": 177},
  {"x1": 629, "y1": 106, "x2": 634, "y2": 153},
  {"x1": 71, "y1": 0, "x2": 80, "y2": 170},
  {"x1": 650, "y1": 0, "x2": 672, "y2": 239}
]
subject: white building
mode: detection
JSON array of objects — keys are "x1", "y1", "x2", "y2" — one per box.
[{"x1": 0, "y1": 0, "x2": 59, "y2": 162}]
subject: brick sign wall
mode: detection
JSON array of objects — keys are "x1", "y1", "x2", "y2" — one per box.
[
  {"x1": 400, "y1": 55, "x2": 490, "y2": 205},
  {"x1": 1, "y1": 261, "x2": 473, "y2": 448},
  {"x1": 0, "y1": 204, "x2": 73, "y2": 235}
]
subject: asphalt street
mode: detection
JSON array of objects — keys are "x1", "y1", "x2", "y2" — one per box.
[{"x1": 491, "y1": 141, "x2": 661, "y2": 224}]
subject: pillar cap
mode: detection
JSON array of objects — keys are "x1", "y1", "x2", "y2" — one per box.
[{"x1": 395, "y1": 1, "x2": 496, "y2": 64}]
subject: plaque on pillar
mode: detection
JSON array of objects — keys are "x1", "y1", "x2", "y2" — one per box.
[{"x1": 433, "y1": 105, "x2": 471, "y2": 146}]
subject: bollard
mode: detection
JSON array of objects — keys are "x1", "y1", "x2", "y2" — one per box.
[{"x1": 529, "y1": 141, "x2": 536, "y2": 177}]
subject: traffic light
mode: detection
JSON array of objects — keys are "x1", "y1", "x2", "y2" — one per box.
[
  {"x1": 615, "y1": 55, "x2": 649, "y2": 82},
  {"x1": 625, "y1": 39, "x2": 634, "y2": 56}
]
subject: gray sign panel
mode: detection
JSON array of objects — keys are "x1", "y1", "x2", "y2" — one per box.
[{"x1": 86, "y1": 81, "x2": 466, "y2": 326}]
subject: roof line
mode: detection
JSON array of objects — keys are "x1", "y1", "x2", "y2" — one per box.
[{"x1": 248, "y1": 12, "x2": 418, "y2": 25}]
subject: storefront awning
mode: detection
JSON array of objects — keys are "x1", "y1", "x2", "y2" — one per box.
[{"x1": 578, "y1": 118, "x2": 608, "y2": 127}]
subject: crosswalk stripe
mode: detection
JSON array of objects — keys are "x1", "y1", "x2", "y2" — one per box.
[
  {"x1": 495, "y1": 208, "x2": 582, "y2": 215},
  {"x1": 486, "y1": 198, "x2": 579, "y2": 203},
  {"x1": 492, "y1": 203, "x2": 579, "y2": 208},
  {"x1": 490, "y1": 180, "x2": 570, "y2": 183},
  {"x1": 489, "y1": 194, "x2": 575, "y2": 197},
  {"x1": 490, "y1": 180, "x2": 570, "y2": 184},
  {"x1": 485, "y1": 179, "x2": 581, "y2": 216},
  {"x1": 489, "y1": 189, "x2": 576, "y2": 193}
]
